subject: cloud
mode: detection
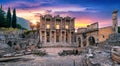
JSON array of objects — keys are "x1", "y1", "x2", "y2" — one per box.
[
  {"x1": 1, "y1": 0, "x2": 120, "y2": 29},
  {"x1": 3, "y1": 0, "x2": 55, "y2": 10},
  {"x1": 34, "y1": 13, "x2": 42, "y2": 17}
]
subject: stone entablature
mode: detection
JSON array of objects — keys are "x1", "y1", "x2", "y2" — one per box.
[
  {"x1": 77, "y1": 22, "x2": 98, "y2": 34},
  {"x1": 40, "y1": 15, "x2": 75, "y2": 30}
]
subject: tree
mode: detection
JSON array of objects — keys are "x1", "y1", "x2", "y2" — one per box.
[
  {"x1": 118, "y1": 27, "x2": 120, "y2": 33},
  {"x1": 0, "y1": 4, "x2": 2, "y2": 9},
  {"x1": 16, "y1": 24, "x2": 26, "y2": 30},
  {"x1": 12, "y1": 8, "x2": 17, "y2": 28},
  {"x1": 36, "y1": 22, "x2": 40, "y2": 30},
  {"x1": 29, "y1": 22, "x2": 35, "y2": 30},
  {"x1": 6, "y1": 7, "x2": 11, "y2": 27},
  {"x1": 0, "y1": 5, "x2": 6, "y2": 27}
]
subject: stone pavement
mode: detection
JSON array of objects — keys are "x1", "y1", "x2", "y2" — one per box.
[
  {"x1": 1, "y1": 47, "x2": 120, "y2": 66},
  {"x1": 0, "y1": 55, "x2": 84, "y2": 66},
  {"x1": 0, "y1": 48, "x2": 84, "y2": 66},
  {"x1": 41, "y1": 47, "x2": 76, "y2": 55}
]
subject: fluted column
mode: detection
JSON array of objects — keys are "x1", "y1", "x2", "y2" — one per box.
[
  {"x1": 81, "y1": 36, "x2": 83, "y2": 47},
  {"x1": 50, "y1": 30, "x2": 52, "y2": 43},
  {"x1": 69, "y1": 30, "x2": 71, "y2": 44},
  {"x1": 54, "y1": 30, "x2": 56, "y2": 43},
  {"x1": 40, "y1": 30, "x2": 42, "y2": 43},
  {"x1": 60, "y1": 30, "x2": 62, "y2": 44},
  {"x1": 64, "y1": 31, "x2": 66, "y2": 44}
]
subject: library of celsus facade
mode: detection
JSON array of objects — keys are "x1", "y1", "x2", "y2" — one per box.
[{"x1": 39, "y1": 15, "x2": 76, "y2": 47}]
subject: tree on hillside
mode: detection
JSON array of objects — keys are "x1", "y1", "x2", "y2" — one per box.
[
  {"x1": 6, "y1": 7, "x2": 11, "y2": 28},
  {"x1": 16, "y1": 24, "x2": 26, "y2": 30},
  {"x1": 0, "y1": 5, "x2": 6, "y2": 27},
  {"x1": 12, "y1": 8, "x2": 17, "y2": 28},
  {"x1": 118, "y1": 27, "x2": 120, "y2": 33},
  {"x1": 36, "y1": 22, "x2": 40, "y2": 30}
]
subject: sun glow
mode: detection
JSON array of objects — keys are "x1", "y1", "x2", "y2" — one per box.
[
  {"x1": 75, "y1": 19, "x2": 93, "y2": 28},
  {"x1": 31, "y1": 20, "x2": 37, "y2": 25}
]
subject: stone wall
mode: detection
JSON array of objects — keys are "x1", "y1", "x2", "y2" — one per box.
[
  {"x1": 98, "y1": 26, "x2": 114, "y2": 43},
  {"x1": 107, "y1": 33, "x2": 120, "y2": 45}
]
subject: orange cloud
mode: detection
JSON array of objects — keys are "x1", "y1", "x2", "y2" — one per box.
[
  {"x1": 15, "y1": 8, "x2": 114, "y2": 29},
  {"x1": 16, "y1": 9, "x2": 45, "y2": 23},
  {"x1": 75, "y1": 19, "x2": 93, "y2": 28},
  {"x1": 16, "y1": 9, "x2": 95, "y2": 29}
]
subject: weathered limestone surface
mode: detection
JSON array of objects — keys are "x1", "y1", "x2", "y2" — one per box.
[{"x1": 107, "y1": 33, "x2": 120, "y2": 46}]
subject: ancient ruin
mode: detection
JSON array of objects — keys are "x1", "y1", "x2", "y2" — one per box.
[
  {"x1": 0, "y1": 10, "x2": 120, "y2": 66},
  {"x1": 112, "y1": 10, "x2": 118, "y2": 33},
  {"x1": 39, "y1": 15, "x2": 76, "y2": 47}
]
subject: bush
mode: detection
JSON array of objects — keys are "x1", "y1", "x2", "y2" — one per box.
[
  {"x1": 32, "y1": 50, "x2": 47, "y2": 56},
  {"x1": 58, "y1": 49, "x2": 82, "y2": 56}
]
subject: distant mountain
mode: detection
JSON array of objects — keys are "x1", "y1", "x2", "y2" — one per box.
[{"x1": 17, "y1": 17, "x2": 30, "y2": 30}]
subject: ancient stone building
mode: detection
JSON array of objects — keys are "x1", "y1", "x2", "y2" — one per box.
[
  {"x1": 76, "y1": 22, "x2": 99, "y2": 47},
  {"x1": 39, "y1": 15, "x2": 76, "y2": 47},
  {"x1": 76, "y1": 10, "x2": 119, "y2": 47}
]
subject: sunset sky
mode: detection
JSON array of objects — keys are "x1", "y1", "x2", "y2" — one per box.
[{"x1": 1, "y1": 0, "x2": 120, "y2": 29}]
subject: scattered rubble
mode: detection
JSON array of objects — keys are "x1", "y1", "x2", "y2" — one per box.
[
  {"x1": 111, "y1": 46, "x2": 120, "y2": 64},
  {"x1": 0, "y1": 29, "x2": 120, "y2": 66}
]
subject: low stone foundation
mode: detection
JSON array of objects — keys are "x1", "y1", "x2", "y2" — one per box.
[{"x1": 41, "y1": 43, "x2": 78, "y2": 48}]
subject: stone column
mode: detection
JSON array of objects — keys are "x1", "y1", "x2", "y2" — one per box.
[
  {"x1": 65, "y1": 30, "x2": 68, "y2": 43},
  {"x1": 60, "y1": 30, "x2": 62, "y2": 44},
  {"x1": 44, "y1": 30, "x2": 46, "y2": 44},
  {"x1": 69, "y1": 30, "x2": 71, "y2": 44},
  {"x1": 54, "y1": 30, "x2": 56, "y2": 44},
  {"x1": 77, "y1": 36, "x2": 80, "y2": 47},
  {"x1": 64, "y1": 30, "x2": 66, "y2": 44},
  {"x1": 53, "y1": 31, "x2": 55, "y2": 44},
  {"x1": 81, "y1": 36, "x2": 84, "y2": 47},
  {"x1": 40, "y1": 31, "x2": 42, "y2": 44},
  {"x1": 50, "y1": 30, "x2": 52, "y2": 44}
]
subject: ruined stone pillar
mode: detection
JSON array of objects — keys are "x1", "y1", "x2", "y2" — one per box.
[
  {"x1": 50, "y1": 30, "x2": 52, "y2": 44},
  {"x1": 69, "y1": 30, "x2": 71, "y2": 44},
  {"x1": 64, "y1": 30, "x2": 66, "y2": 44},
  {"x1": 112, "y1": 10, "x2": 118, "y2": 33},
  {"x1": 60, "y1": 30, "x2": 62, "y2": 44},
  {"x1": 81, "y1": 36, "x2": 84, "y2": 47},
  {"x1": 40, "y1": 30, "x2": 42, "y2": 43},
  {"x1": 66, "y1": 30, "x2": 68, "y2": 43}
]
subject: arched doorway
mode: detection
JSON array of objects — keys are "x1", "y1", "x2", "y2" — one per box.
[
  {"x1": 88, "y1": 36, "x2": 95, "y2": 45},
  {"x1": 78, "y1": 37, "x2": 81, "y2": 47}
]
